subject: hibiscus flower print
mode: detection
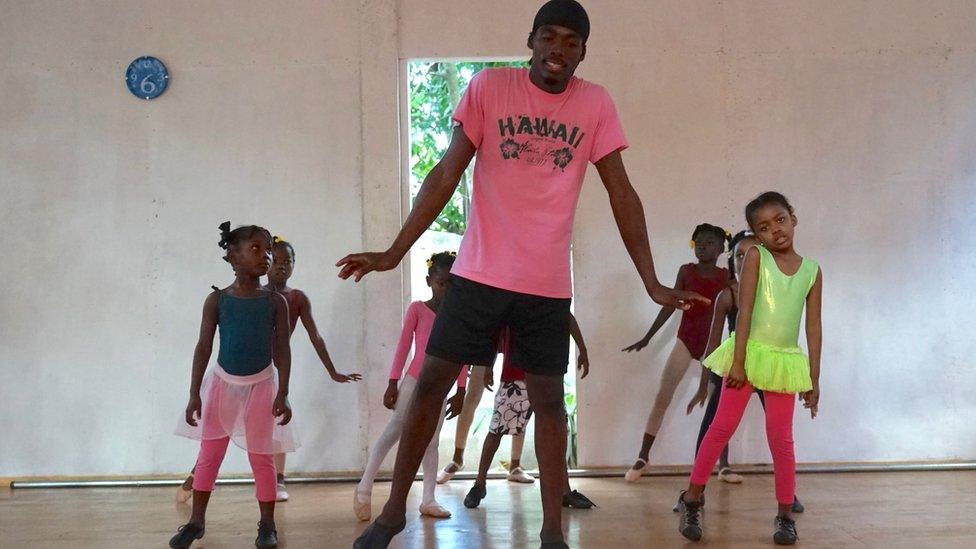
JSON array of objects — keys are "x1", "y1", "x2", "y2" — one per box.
[
  {"x1": 500, "y1": 139, "x2": 523, "y2": 159},
  {"x1": 551, "y1": 147, "x2": 574, "y2": 170}
]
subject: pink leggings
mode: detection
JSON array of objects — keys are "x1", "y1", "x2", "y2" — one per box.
[
  {"x1": 192, "y1": 437, "x2": 277, "y2": 502},
  {"x1": 690, "y1": 381, "x2": 796, "y2": 505}
]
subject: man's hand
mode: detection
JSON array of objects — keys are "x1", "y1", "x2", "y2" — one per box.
[
  {"x1": 648, "y1": 283, "x2": 710, "y2": 311},
  {"x1": 336, "y1": 250, "x2": 400, "y2": 282}
]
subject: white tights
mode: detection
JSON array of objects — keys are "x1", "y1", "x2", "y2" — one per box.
[{"x1": 358, "y1": 375, "x2": 445, "y2": 504}]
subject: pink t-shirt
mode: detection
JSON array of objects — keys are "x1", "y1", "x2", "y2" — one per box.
[
  {"x1": 450, "y1": 67, "x2": 629, "y2": 298},
  {"x1": 389, "y1": 301, "x2": 468, "y2": 388}
]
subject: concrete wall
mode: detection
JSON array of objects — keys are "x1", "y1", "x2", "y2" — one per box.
[
  {"x1": 2, "y1": 0, "x2": 975, "y2": 476},
  {"x1": 0, "y1": 0, "x2": 370, "y2": 476},
  {"x1": 398, "y1": 0, "x2": 976, "y2": 466}
]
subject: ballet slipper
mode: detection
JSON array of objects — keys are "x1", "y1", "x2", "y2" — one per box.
[
  {"x1": 353, "y1": 488, "x2": 372, "y2": 521},
  {"x1": 506, "y1": 466, "x2": 536, "y2": 484},
  {"x1": 624, "y1": 458, "x2": 648, "y2": 482},
  {"x1": 436, "y1": 461, "x2": 462, "y2": 484},
  {"x1": 718, "y1": 467, "x2": 744, "y2": 484},
  {"x1": 175, "y1": 475, "x2": 194, "y2": 504},
  {"x1": 419, "y1": 501, "x2": 452, "y2": 518}
]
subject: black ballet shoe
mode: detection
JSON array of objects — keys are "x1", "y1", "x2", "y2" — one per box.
[
  {"x1": 773, "y1": 515, "x2": 798, "y2": 545},
  {"x1": 168, "y1": 522, "x2": 204, "y2": 549},
  {"x1": 255, "y1": 520, "x2": 277, "y2": 548},
  {"x1": 562, "y1": 490, "x2": 596, "y2": 509},
  {"x1": 672, "y1": 492, "x2": 705, "y2": 512},
  {"x1": 463, "y1": 483, "x2": 487, "y2": 509},
  {"x1": 352, "y1": 519, "x2": 406, "y2": 549},
  {"x1": 676, "y1": 491, "x2": 704, "y2": 542}
]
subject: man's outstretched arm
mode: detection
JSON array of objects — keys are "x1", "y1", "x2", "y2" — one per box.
[
  {"x1": 337, "y1": 127, "x2": 476, "y2": 281},
  {"x1": 594, "y1": 150, "x2": 709, "y2": 309}
]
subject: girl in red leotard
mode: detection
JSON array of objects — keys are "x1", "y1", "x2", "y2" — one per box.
[{"x1": 621, "y1": 224, "x2": 730, "y2": 481}]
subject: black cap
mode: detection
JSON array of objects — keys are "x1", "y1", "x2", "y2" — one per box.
[{"x1": 532, "y1": 0, "x2": 590, "y2": 43}]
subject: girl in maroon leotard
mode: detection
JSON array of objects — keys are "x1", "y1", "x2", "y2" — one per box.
[{"x1": 621, "y1": 224, "x2": 730, "y2": 481}]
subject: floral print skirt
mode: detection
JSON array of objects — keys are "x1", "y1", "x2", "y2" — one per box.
[{"x1": 489, "y1": 380, "x2": 533, "y2": 436}]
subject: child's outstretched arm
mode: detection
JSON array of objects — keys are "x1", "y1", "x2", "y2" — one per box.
[
  {"x1": 568, "y1": 313, "x2": 590, "y2": 379},
  {"x1": 728, "y1": 247, "x2": 760, "y2": 389},
  {"x1": 594, "y1": 151, "x2": 710, "y2": 310},
  {"x1": 622, "y1": 266, "x2": 684, "y2": 352},
  {"x1": 803, "y1": 268, "x2": 824, "y2": 419},
  {"x1": 272, "y1": 292, "x2": 293, "y2": 425},
  {"x1": 687, "y1": 287, "x2": 733, "y2": 414},
  {"x1": 297, "y1": 290, "x2": 362, "y2": 383},
  {"x1": 185, "y1": 292, "x2": 219, "y2": 426}
]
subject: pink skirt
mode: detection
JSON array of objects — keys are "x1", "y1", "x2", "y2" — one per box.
[{"x1": 175, "y1": 364, "x2": 298, "y2": 454}]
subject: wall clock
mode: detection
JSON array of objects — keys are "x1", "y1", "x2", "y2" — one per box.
[{"x1": 125, "y1": 56, "x2": 169, "y2": 100}]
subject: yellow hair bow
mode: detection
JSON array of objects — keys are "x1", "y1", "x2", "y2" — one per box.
[{"x1": 427, "y1": 251, "x2": 457, "y2": 268}]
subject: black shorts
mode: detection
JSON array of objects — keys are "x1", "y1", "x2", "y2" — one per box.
[{"x1": 426, "y1": 275, "x2": 571, "y2": 377}]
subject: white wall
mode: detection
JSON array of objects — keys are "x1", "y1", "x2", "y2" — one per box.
[
  {"x1": 2, "y1": 0, "x2": 975, "y2": 477},
  {"x1": 0, "y1": 0, "x2": 370, "y2": 476},
  {"x1": 399, "y1": 0, "x2": 976, "y2": 467}
]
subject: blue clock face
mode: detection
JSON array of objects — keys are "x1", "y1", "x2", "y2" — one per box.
[{"x1": 126, "y1": 56, "x2": 169, "y2": 100}]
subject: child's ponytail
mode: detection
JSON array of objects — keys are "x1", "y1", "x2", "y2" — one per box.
[
  {"x1": 218, "y1": 221, "x2": 232, "y2": 250},
  {"x1": 216, "y1": 221, "x2": 272, "y2": 263}
]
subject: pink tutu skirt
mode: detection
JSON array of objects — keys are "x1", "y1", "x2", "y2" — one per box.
[{"x1": 175, "y1": 364, "x2": 298, "y2": 454}]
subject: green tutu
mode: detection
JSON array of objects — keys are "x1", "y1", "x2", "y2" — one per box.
[{"x1": 702, "y1": 333, "x2": 812, "y2": 394}]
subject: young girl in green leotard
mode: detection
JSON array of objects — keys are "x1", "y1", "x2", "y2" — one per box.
[{"x1": 675, "y1": 192, "x2": 823, "y2": 546}]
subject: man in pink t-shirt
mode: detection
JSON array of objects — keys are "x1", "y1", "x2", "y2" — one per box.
[{"x1": 339, "y1": 2, "x2": 708, "y2": 548}]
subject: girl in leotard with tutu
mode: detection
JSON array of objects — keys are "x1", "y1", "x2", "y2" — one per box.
[
  {"x1": 169, "y1": 222, "x2": 294, "y2": 549},
  {"x1": 676, "y1": 192, "x2": 823, "y2": 546}
]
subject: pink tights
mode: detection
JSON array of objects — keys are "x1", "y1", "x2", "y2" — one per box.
[
  {"x1": 690, "y1": 381, "x2": 796, "y2": 505},
  {"x1": 192, "y1": 437, "x2": 277, "y2": 502}
]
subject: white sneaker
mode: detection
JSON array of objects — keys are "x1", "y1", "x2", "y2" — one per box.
[
  {"x1": 436, "y1": 461, "x2": 462, "y2": 484},
  {"x1": 624, "y1": 459, "x2": 648, "y2": 483},
  {"x1": 419, "y1": 500, "x2": 452, "y2": 518},
  {"x1": 506, "y1": 467, "x2": 535, "y2": 484},
  {"x1": 718, "y1": 467, "x2": 744, "y2": 484},
  {"x1": 353, "y1": 488, "x2": 371, "y2": 521},
  {"x1": 275, "y1": 482, "x2": 289, "y2": 502}
]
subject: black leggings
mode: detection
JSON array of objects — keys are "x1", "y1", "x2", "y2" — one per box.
[{"x1": 695, "y1": 371, "x2": 766, "y2": 458}]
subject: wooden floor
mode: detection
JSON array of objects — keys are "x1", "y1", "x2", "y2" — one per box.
[{"x1": 2, "y1": 471, "x2": 974, "y2": 548}]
